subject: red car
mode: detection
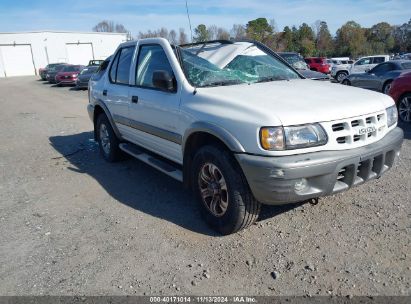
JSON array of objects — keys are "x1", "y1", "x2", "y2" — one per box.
[
  {"x1": 55, "y1": 65, "x2": 85, "y2": 86},
  {"x1": 389, "y1": 71, "x2": 411, "y2": 122},
  {"x1": 305, "y1": 57, "x2": 331, "y2": 74}
]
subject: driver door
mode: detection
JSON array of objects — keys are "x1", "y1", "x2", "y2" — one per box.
[{"x1": 127, "y1": 43, "x2": 182, "y2": 164}]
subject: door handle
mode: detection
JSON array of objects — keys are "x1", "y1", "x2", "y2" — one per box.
[
  {"x1": 102, "y1": 89, "x2": 107, "y2": 96},
  {"x1": 131, "y1": 96, "x2": 139, "y2": 103}
]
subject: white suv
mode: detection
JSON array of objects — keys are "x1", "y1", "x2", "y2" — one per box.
[
  {"x1": 88, "y1": 39, "x2": 403, "y2": 234},
  {"x1": 331, "y1": 55, "x2": 390, "y2": 82}
]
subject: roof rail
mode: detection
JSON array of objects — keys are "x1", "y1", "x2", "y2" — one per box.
[{"x1": 179, "y1": 39, "x2": 233, "y2": 47}]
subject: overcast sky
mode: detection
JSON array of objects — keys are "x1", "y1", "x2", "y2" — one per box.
[{"x1": 0, "y1": 0, "x2": 410, "y2": 36}]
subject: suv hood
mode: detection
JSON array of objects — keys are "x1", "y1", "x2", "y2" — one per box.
[{"x1": 196, "y1": 79, "x2": 394, "y2": 126}]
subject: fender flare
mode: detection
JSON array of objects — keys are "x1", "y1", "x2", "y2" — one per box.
[
  {"x1": 182, "y1": 122, "x2": 246, "y2": 189},
  {"x1": 93, "y1": 99, "x2": 123, "y2": 140},
  {"x1": 182, "y1": 121, "x2": 246, "y2": 154}
]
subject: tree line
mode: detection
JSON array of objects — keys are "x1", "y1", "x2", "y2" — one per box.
[{"x1": 93, "y1": 18, "x2": 411, "y2": 58}]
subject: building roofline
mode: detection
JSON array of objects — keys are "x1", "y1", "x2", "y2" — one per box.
[{"x1": 0, "y1": 30, "x2": 128, "y2": 36}]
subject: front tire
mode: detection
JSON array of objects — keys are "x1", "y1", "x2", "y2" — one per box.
[
  {"x1": 96, "y1": 114, "x2": 122, "y2": 162},
  {"x1": 192, "y1": 145, "x2": 261, "y2": 235}
]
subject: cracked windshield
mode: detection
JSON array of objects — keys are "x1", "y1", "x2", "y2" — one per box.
[{"x1": 180, "y1": 42, "x2": 300, "y2": 87}]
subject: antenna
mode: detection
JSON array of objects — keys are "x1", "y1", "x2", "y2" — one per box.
[{"x1": 185, "y1": 0, "x2": 193, "y2": 42}]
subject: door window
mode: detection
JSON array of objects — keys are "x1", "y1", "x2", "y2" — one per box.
[
  {"x1": 135, "y1": 44, "x2": 175, "y2": 90},
  {"x1": 355, "y1": 58, "x2": 372, "y2": 65},
  {"x1": 109, "y1": 46, "x2": 135, "y2": 84},
  {"x1": 371, "y1": 63, "x2": 394, "y2": 74},
  {"x1": 372, "y1": 57, "x2": 386, "y2": 64}
]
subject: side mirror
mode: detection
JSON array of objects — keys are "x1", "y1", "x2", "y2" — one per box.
[{"x1": 152, "y1": 70, "x2": 175, "y2": 92}]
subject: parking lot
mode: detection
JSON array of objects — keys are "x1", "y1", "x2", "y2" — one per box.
[{"x1": 0, "y1": 76, "x2": 410, "y2": 296}]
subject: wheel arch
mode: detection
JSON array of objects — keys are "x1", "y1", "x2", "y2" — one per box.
[
  {"x1": 92, "y1": 100, "x2": 122, "y2": 141},
  {"x1": 382, "y1": 79, "x2": 393, "y2": 93},
  {"x1": 182, "y1": 122, "x2": 246, "y2": 189}
]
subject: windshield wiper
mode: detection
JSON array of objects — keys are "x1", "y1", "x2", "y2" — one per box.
[
  {"x1": 255, "y1": 76, "x2": 289, "y2": 83},
  {"x1": 202, "y1": 80, "x2": 243, "y2": 87}
]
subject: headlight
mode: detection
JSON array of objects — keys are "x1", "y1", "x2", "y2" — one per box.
[
  {"x1": 284, "y1": 124, "x2": 327, "y2": 149},
  {"x1": 260, "y1": 124, "x2": 327, "y2": 151},
  {"x1": 386, "y1": 105, "x2": 398, "y2": 127}
]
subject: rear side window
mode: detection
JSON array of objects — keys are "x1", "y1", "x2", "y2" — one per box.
[
  {"x1": 314, "y1": 58, "x2": 322, "y2": 63},
  {"x1": 373, "y1": 57, "x2": 386, "y2": 64},
  {"x1": 92, "y1": 57, "x2": 111, "y2": 81},
  {"x1": 109, "y1": 46, "x2": 135, "y2": 84},
  {"x1": 109, "y1": 53, "x2": 120, "y2": 82},
  {"x1": 117, "y1": 47, "x2": 135, "y2": 84},
  {"x1": 97, "y1": 58, "x2": 110, "y2": 73}
]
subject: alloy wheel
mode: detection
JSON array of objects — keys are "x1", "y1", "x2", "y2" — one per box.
[
  {"x1": 337, "y1": 73, "x2": 347, "y2": 82},
  {"x1": 99, "y1": 123, "x2": 111, "y2": 154},
  {"x1": 198, "y1": 163, "x2": 229, "y2": 217},
  {"x1": 399, "y1": 96, "x2": 411, "y2": 122}
]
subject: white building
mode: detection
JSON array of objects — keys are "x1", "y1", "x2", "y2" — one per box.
[{"x1": 0, "y1": 31, "x2": 128, "y2": 77}]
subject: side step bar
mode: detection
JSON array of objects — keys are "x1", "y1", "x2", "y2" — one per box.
[{"x1": 119, "y1": 143, "x2": 183, "y2": 182}]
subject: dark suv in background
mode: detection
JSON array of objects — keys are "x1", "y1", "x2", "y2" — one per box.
[
  {"x1": 39, "y1": 63, "x2": 63, "y2": 81},
  {"x1": 75, "y1": 66, "x2": 99, "y2": 89}
]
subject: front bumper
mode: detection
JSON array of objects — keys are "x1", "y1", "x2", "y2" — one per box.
[
  {"x1": 235, "y1": 127, "x2": 404, "y2": 205},
  {"x1": 56, "y1": 79, "x2": 77, "y2": 85},
  {"x1": 76, "y1": 80, "x2": 89, "y2": 88}
]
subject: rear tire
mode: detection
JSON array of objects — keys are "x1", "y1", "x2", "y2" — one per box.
[
  {"x1": 337, "y1": 71, "x2": 348, "y2": 83},
  {"x1": 191, "y1": 145, "x2": 261, "y2": 235},
  {"x1": 96, "y1": 114, "x2": 122, "y2": 162},
  {"x1": 382, "y1": 80, "x2": 393, "y2": 95}
]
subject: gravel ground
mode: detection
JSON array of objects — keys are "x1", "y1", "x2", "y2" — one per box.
[{"x1": 0, "y1": 77, "x2": 410, "y2": 297}]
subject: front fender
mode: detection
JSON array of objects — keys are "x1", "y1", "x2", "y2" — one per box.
[{"x1": 183, "y1": 121, "x2": 245, "y2": 153}]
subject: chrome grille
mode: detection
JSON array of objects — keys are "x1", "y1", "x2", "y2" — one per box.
[{"x1": 321, "y1": 111, "x2": 388, "y2": 149}]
